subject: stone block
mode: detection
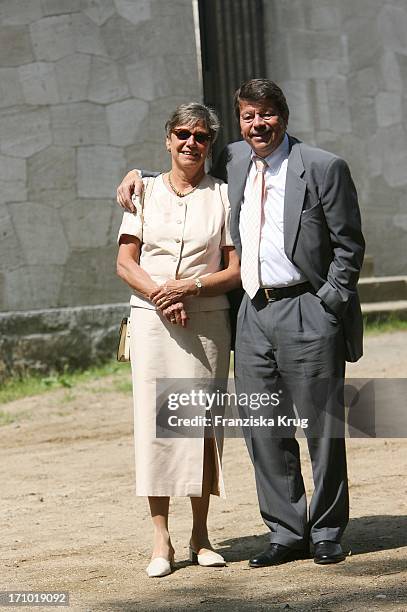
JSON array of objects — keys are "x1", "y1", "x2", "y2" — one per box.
[
  {"x1": 393, "y1": 214, "x2": 407, "y2": 232},
  {"x1": 51, "y1": 102, "x2": 108, "y2": 146},
  {"x1": 280, "y1": 80, "x2": 313, "y2": 133},
  {"x1": 349, "y1": 96, "x2": 376, "y2": 138},
  {"x1": 0, "y1": 68, "x2": 24, "y2": 108},
  {"x1": 100, "y1": 13, "x2": 142, "y2": 60},
  {"x1": 9, "y1": 202, "x2": 69, "y2": 266},
  {"x1": 113, "y1": 0, "x2": 151, "y2": 25},
  {"x1": 83, "y1": 0, "x2": 116, "y2": 26},
  {"x1": 0, "y1": 25, "x2": 34, "y2": 66},
  {"x1": 18, "y1": 62, "x2": 60, "y2": 105},
  {"x1": 347, "y1": 18, "x2": 382, "y2": 71},
  {"x1": 0, "y1": 107, "x2": 52, "y2": 157},
  {"x1": 30, "y1": 15, "x2": 75, "y2": 61},
  {"x1": 27, "y1": 146, "x2": 76, "y2": 198},
  {"x1": 106, "y1": 99, "x2": 149, "y2": 146},
  {"x1": 55, "y1": 54, "x2": 91, "y2": 102},
  {"x1": 308, "y1": 0, "x2": 341, "y2": 30},
  {"x1": 60, "y1": 198, "x2": 113, "y2": 249},
  {"x1": 0, "y1": 205, "x2": 25, "y2": 272},
  {"x1": 380, "y1": 51, "x2": 403, "y2": 92},
  {"x1": 150, "y1": 0, "x2": 194, "y2": 18},
  {"x1": 397, "y1": 53, "x2": 407, "y2": 93},
  {"x1": 273, "y1": 0, "x2": 307, "y2": 30},
  {"x1": 0, "y1": 0, "x2": 43, "y2": 25},
  {"x1": 286, "y1": 31, "x2": 343, "y2": 79},
  {"x1": 313, "y1": 80, "x2": 330, "y2": 130},
  {"x1": 327, "y1": 77, "x2": 352, "y2": 133},
  {"x1": 88, "y1": 56, "x2": 129, "y2": 103},
  {"x1": 71, "y1": 12, "x2": 107, "y2": 56},
  {"x1": 126, "y1": 55, "x2": 199, "y2": 102},
  {"x1": 124, "y1": 11, "x2": 196, "y2": 62},
  {"x1": 349, "y1": 67, "x2": 379, "y2": 98},
  {"x1": 375, "y1": 92, "x2": 402, "y2": 127},
  {"x1": 0, "y1": 303, "x2": 129, "y2": 378},
  {"x1": 77, "y1": 146, "x2": 126, "y2": 198},
  {"x1": 0, "y1": 267, "x2": 33, "y2": 311},
  {"x1": 125, "y1": 141, "x2": 168, "y2": 175},
  {"x1": 379, "y1": 125, "x2": 407, "y2": 188},
  {"x1": 378, "y1": 5, "x2": 407, "y2": 55},
  {"x1": 0, "y1": 155, "x2": 27, "y2": 204},
  {"x1": 41, "y1": 0, "x2": 82, "y2": 16},
  {"x1": 24, "y1": 264, "x2": 65, "y2": 309},
  {"x1": 341, "y1": 0, "x2": 383, "y2": 22},
  {"x1": 363, "y1": 209, "x2": 405, "y2": 275},
  {"x1": 312, "y1": 59, "x2": 343, "y2": 79},
  {"x1": 366, "y1": 134, "x2": 383, "y2": 178},
  {"x1": 59, "y1": 245, "x2": 129, "y2": 306}
]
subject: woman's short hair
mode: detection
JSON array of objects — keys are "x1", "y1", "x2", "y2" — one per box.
[
  {"x1": 165, "y1": 103, "x2": 221, "y2": 143},
  {"x1": 234, "y1": 79, "x2": 289, "y2": 126}
]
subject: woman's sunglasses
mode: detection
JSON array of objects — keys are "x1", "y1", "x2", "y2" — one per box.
[{"x1": 172, "y1": 129, "x2": 211, "y2": 144}]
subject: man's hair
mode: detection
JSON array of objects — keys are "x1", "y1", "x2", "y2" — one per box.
[
  {"x1": 234, "y1": 79, "x2": 289, "y2": 125},
  {"x1": 165, "y1": 102, "x2": 220, "y2": 144}
]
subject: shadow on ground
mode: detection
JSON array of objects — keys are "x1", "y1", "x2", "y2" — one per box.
[
  {"x1": 99, "y1": 515, "x2": 407, "y2": 612},
  {"x1": 101, "y1": 582, "x2": 407, "y2": 611},
  {"x1": 211, "y1": 514, "x2": 407, "y2": 563}
]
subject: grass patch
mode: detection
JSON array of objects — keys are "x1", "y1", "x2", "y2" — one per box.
[
  {"x1": 364, "y1": 315, "x2": 407, "y2": 335},
  {"x1": 0, "y1": 360, "x2": 131, "y2": 405},
  {"x1": 1, "y1": 317, "x2": 405, "y2": 405},
  {"x1": 113, "y1": 380, "x2": 133, "y2": 394},
  {"x1": 0, "y1": 410, "x2": 16, "y2": 425}
]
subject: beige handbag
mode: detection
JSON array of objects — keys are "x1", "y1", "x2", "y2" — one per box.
[
  {"x1": 117, "y1": 316, "x2": 131, "y2": 362},
  {"x1": 116, "y1": 178, "x2": 155, "y2": 363}
]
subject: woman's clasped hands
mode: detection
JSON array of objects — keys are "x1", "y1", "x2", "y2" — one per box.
[{"x1": 150, "y1": 279, "x2": 195, "y2": 327}]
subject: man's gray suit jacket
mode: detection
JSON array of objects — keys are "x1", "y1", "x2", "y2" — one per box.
[{"x1": 211, "y1": 134, "x2": 365, "y2": 363}]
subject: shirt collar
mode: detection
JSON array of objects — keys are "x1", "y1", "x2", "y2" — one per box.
[{"x1": 251, "y1": 133, "x2": 289, "y2": 173}]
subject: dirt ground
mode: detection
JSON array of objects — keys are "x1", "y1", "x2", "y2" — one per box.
[{"x1": 1, "y1": 331, "x2": 406, "y2": 612}]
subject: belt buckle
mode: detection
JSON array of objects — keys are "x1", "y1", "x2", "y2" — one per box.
[{"x1": 264, "y1": 288, "x2": 277, "y2": 302}]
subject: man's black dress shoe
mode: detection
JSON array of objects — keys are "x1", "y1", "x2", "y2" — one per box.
[
  {"x1": 313, "y1": 541, "x2": 346, "y2": 565},
  {"x1": 249, "y1": 543, "x2": 308, "y2": 567}
]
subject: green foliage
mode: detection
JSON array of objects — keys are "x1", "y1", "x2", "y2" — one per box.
[
  {"x1": 364, "y1": 315, "x2": 407, "y2": 335},
  {"x1": 0, "y1": 360, "x2": 131, "y2": 405}
]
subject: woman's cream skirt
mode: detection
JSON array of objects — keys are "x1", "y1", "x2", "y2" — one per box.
[{"x1": 129, "y1": 307, "x2": 231, "y2": 497}]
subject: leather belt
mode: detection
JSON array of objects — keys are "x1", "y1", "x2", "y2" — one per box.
[{"x1": 260, "y1": 282, "x2": 313, "y2": 302}]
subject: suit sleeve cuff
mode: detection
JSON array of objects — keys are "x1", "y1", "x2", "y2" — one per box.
[{"x1": 316, "y1": 282, "x2": 346, "y2": 317}]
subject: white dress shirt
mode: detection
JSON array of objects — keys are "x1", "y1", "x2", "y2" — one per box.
[{"x1": 239, "y1": 133, "x2": 306, "y2": 288}]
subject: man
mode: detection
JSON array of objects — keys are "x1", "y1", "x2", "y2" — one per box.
[{"x1": 116, "y1": 79, "x2": 365, "y2": 566}]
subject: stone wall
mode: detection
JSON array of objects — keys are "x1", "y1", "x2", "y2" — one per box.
[
  {"x1": 0, "y1": 0, "x2": 201, "y2": 312},
  {"x1": 0, "y1": 303, "x2": 128, "y2": 380},
  {"x1": 264, "y1": 0, "x2": 407, "y2": 275}
]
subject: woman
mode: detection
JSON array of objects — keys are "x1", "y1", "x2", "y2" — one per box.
[{"x1": 116, "y1": 103, "x2": 240, "y2": 577}]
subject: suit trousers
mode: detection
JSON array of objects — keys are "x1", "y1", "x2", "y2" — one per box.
[{"x1": 234, "y1": 290, "x2": 349, "y2": 548}]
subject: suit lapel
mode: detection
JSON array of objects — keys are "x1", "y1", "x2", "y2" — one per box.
[
  {"x1": 284, "y1": 138, "x2": 306, "y2": 260},
  {"x1": 229, "y1": 153, "x2": 251, "y2": 251},
  {"x1": 229, "y1": 153, "x2": 251, "y2": 211}
]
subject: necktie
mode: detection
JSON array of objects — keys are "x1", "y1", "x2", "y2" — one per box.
[{"x1": 241, "y1": 157, "x2": 267, "y2": 299}]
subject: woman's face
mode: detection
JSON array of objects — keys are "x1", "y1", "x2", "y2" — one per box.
[{"x1": 166, "y1": 120, "x2": 211, "y2": 172}]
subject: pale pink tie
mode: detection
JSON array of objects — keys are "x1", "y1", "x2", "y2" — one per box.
[{"x1": 241, "y1": 157, "x2": 267, "y2": 298}]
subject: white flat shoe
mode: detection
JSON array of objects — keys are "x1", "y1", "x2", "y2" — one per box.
[
  {"x1": 189, "y1": 546, "x2": 226, "y2": 567},
  {"x1": 146, "y1": 556, "x2": 173, "y2": 577}
]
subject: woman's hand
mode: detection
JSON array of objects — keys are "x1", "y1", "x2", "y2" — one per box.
[
  {"x1": 150, "y1": 280, "x2": 195, "y2": 309},
  {"x1": 162, "y1": 302, "x2": 189, "y2": 327}
]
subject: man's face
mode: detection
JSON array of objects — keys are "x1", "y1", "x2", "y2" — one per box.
[{"x1": 239, "y1": 99, "x2": 286, "y2": 158}]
